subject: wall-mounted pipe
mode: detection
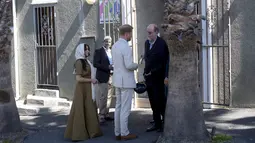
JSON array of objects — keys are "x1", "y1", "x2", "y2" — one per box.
[
  {"x1": 13, "y1": 0, "x2": 20, "y2": 100},
  {"x1": 228, "y1": 0, "x2": 232, "y2": 107}
]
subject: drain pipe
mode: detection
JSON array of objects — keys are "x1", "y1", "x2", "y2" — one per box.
[
  {"x1": 201, "y1": 0, "x2": 209, "y2": 108},
  {"x1": 13, "y1": 0, "x2": 20, "y2": 101},
  {"x1": 207, "y1": 0, "x2": 214, "y2": 108},
  {"x1": 227, "y1": 0, "x2": 232, "y2": 107}
]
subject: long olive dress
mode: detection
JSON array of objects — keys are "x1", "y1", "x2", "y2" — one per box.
[{"x1": 64, "y1": 60, "x2": 102, "y2": 141}]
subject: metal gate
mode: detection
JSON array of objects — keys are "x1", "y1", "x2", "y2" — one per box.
[
  {"x1": 101, "y1": 0, "x2": 121, "y2": 43},
  {"x1": 200, "y1": 0, "x2": 231, "y2": 106},
  {"x1": 34, "y1": 6, "x2": 58, "y2": 89}
]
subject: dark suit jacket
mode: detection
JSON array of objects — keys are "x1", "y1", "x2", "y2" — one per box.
[
  {"x1": 93, "y1": 47, "x2": 111, "y2": 83},
  {"x1": 144, "y1": 37, "x2": 169, "y2": 84}
]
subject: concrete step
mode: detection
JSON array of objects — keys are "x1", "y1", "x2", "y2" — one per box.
[
  {"x1": 18, "y1": 104, "x2": 70, "y2": 116},
  {"x1": 58, "y1": 100, "x2": 72, "y2": 107},
  {"x1": 34, "y1": 89, "x2": 59, "y2": 98},
  {"x1": 26, "y1": 95, "x2": 72, "y2": 107},
  {"x1": 16, "y1": 100, "x2": 70, "y2": 116}
]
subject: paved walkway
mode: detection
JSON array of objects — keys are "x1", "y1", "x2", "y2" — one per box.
[
  {"x1": 21, "y1": 109, "x2": 160, "y2": 143},
  {"x1": 20, "y1": 108, "x2": 255, "y2": 143},
  {"x1": 204, "y1": 108, "x2": 255, "y2": 143}
]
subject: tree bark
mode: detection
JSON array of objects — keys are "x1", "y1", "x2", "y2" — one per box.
[
  {"x1": 157, "y1": 0, "x2": 210, "y2": 142},
  {"x1": 0, "y1": 0, "x2": 22, "y2": 135},
  {"x1": 157, "y1": 36, "x2": 210, "y2": 143}
]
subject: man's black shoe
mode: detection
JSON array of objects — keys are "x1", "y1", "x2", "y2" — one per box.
[
  {"x1": 105, "y1": 117, "x2": 114, "y2": 121},
  {"x1": 157, "y1": 128, "x2": 163, "y2": 132},
  {"x1": 150, "y1": 120, "x2": 164, "y2": 124},
  {"x1": 146, "y1": 125, "x2": 160, "y2": 132},
  {"x1": 150, "y1": 120, "x2": 155, "y2": 124}
]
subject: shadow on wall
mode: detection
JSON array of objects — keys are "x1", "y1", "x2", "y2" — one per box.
[
  {"x1": 16, "y1": 0, "x2": 26, "y2": 14},
  {"x1": 17, "y1": 0, "x2": 36, "y2": 99},
  {"x1": 231, "y1": 0, "x2": 255, "y2": 107},
  {"x1": 57, "y1": 2, "x2": 93, "y2": 61},
  {"x1": 56, "y1": 2, "x2": 96, "y2": 100}
]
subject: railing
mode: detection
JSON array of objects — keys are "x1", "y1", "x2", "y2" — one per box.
[
  {"x1": 202, "y1": 45, "x2": 230, "y2": 106},
  {"x1": 200, "y1": 0, "x2": 230, "y2": 106}
]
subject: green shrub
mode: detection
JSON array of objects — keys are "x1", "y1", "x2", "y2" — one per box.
[
  {"x1": 212, "y1": 134, "x2": 232, "y2": 143},
  {"x1": 2, "y1": 140, "x2": 11, "y2": 143}
]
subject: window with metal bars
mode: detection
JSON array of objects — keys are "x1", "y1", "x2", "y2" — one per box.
[{"x1": 34, "y1": 6, "x2": 58, "y2": 88}]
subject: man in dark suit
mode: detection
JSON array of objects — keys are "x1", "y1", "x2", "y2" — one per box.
[
  {"x1": 93, "y1": 36, "x2": 114, "y2": 124},
  {"x1": 144, "y1": 24, "x2": 169, "y2": 132}
]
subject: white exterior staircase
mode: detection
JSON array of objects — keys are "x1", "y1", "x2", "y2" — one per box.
[{"x1": 17, "y1": 89, "x2": 72, "y2": 116}]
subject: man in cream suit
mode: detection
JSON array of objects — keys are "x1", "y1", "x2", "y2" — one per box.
[{"x1": 112, "y1": 24, "x2": 138, "y2": 141}]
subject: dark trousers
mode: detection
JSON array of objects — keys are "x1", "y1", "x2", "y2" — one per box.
[
  {"x1": 165, "y1": 85, "x2": 168, "y2": 97},
  {"x1": 146, "y1": 80, "x2": 166, "y2": 128}
]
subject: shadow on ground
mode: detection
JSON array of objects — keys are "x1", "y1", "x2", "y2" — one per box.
[
  {"x1": 22, "y1": 109, "x2": 160, "y2": 143},
  {"x1": 21, "y1": 108, "x2": 255, "y2": 143},
  {"x1": 204, "y1": 109, "x2": 255, "y2": 142}
]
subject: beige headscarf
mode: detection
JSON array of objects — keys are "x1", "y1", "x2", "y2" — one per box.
[{"x1": 75, "y1": 43, "x2": 85, "y2": 60}]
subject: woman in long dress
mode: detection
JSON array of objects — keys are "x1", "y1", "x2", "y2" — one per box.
[{"x1": 64, "y1": 44, "x2": 103, "y2": 142}]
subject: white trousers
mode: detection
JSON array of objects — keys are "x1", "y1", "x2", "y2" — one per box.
[{"x1": 114, "y1": 87, "x2": 133, "y2": 136}]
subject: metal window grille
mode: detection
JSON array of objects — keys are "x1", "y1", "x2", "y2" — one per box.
[{"x1": 34, "y1": 6, "x2": 58, "y2": 88}]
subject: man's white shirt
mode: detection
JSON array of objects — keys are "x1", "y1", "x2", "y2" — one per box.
[{"x1": 103, "y1": 47, "x2": 113, "y2": 65}]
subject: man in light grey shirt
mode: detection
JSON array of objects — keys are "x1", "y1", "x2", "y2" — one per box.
[{"x1": 112, "y1": 24, "x2": 138, "y2": 141}]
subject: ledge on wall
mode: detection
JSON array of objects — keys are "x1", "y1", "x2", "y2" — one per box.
[
  {"x1": 80, "y1": 35, "x2": 96, "y2": 41},
  {"x1": 31, "y1": 0, "x2": 58, "y2": 5}
]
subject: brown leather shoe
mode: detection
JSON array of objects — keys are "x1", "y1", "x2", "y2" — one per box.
[
  {"x1": 121, "y1": 134, "x2": 137, "y2": 140},
  {"x1": 115, "y1": 135, "x2": 121, "y2": 141}
]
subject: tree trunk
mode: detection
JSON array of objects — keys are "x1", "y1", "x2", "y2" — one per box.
[
  {"x1": 0, "y1": 0, "x2": 22, "y2": 135},
  {"x1": 157, "y1": 0, "x2": 210, "y2": 142}
]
